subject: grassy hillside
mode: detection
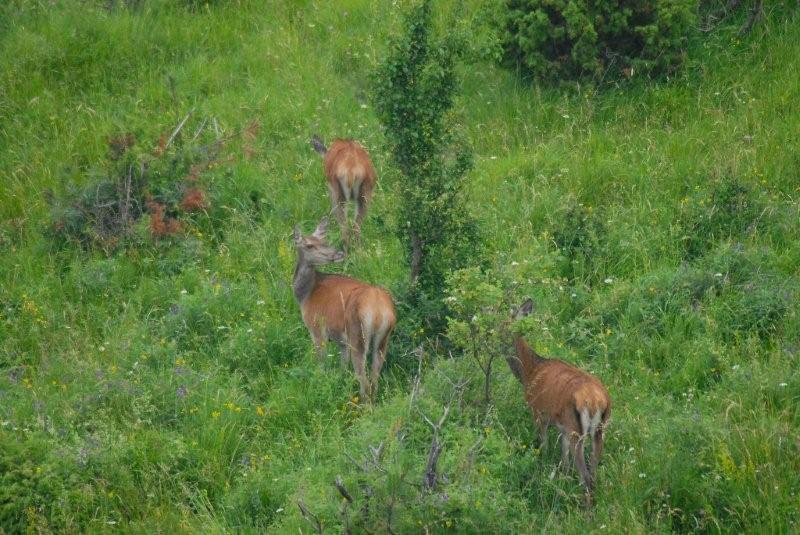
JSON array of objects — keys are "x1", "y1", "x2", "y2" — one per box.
[{"x1": 1, "y1": 1, "x2": 799, "y2": 533}]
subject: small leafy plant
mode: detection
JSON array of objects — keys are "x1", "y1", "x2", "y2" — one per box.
[{"x1": 47, "y1": 114, "x2": 240, "y2": 252}]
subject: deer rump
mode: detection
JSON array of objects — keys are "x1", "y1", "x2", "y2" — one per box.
[
  {"x1": 522, "y1": 360, "x2": 610, "y2": 437},
  {"x1": 322, "y1": 140, "x2": 376, "y2": 204}
]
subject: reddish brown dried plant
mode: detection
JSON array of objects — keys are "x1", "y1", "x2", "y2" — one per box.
[
  {"x1": 179, "y1": 187, "x2": 207, "y2": 212},
  {"x1": 146, "y1": 199, "x2": 182, "y2": 237}
]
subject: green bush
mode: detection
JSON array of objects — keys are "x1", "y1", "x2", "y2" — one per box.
[{"x1": 498, "y1": 0, "x2": 697, "y2": 82}]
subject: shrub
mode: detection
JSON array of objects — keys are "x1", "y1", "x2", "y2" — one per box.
[
  {"x1": 682, "y1": 176, "x2": 763, "y2": 259},
  {"x1": 445, "y1": 267, "x2": 508, "y2": 405},
  {"x1": 373, "y1": 0, "x2": 482, "y2": 334},
  {"x1": 498, "y1": 0, "x2": 697, "y2": 82}
]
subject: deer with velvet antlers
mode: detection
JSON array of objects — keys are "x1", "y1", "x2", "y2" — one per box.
[
  {"x1": 292, "y1": 217, "x2": 395, "y2": 403},
  {"x1": 508, "y1": 299, "x2": 611, "y2": 498},
  {"x1": 311, "y1": 135, "x2": 377, "y2": 250}
]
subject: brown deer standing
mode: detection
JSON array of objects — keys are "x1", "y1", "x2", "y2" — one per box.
[
  {"x1": 311, "y1": 135, "x2": 376, "y2": 250},
  {"x1": 507, "y1": 299, "x2": 611, "y2": 498},
  {"x1": 292, "y1": 217, "x2": 396, "y2": 402}
]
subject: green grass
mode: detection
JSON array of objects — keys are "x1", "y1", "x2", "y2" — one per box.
[{"x1": 1, "y1": 1, "x2": 799, "y2": 533}]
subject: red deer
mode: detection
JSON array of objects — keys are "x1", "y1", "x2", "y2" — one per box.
[
  {"x1": 311, "y1": 135, "x2": 376, "y2": 250},
  {"x1": 292, "y1": 217, "x2": 396, "y2": 402},
  {"x1": 507, "y1": 299, "x2": 611, "y2": 497}
]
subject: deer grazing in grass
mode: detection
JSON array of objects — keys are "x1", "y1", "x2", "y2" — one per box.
[
  {"x1": 507, "y1": 299, "x2": 611, "y2": 498},
  {"x1": 292, "y1": 217, "x2": 396, "y2": 403},
  {"x1": 311, "y1": 135, "x2": 376, "y2": 250}
]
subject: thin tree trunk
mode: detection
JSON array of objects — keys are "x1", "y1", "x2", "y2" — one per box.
[
  {"x1": 410, "y1": 233, "x2": 423, "y2": 285},
  {"x1": 483, "y1": 356, "x2": 493, "y2": 406},
  {"x1": 739, "y1": 0, "x2": 763, "y2": 35}
]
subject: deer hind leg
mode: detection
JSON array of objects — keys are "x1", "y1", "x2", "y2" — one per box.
[
  {"x1": 589, "y1": 426, "x2": 604, "y2": 482},
  {"x1": 348, "y1": 330, "x2": 369, "y2": 402},
  {"x1": 354, "y1": 183, "x2": 372, "y2": 245},
  {"x1": 535, "y1": 416, "x2": 549, "y2": 452},
  {"x1": 570, "y1": 433, "x2": 593, "y2": 494},
  {"x1": 368, "y1": 329, "x2": 390, "y2": 403},
  {"x1": 337, "y1": 340, "x2": 350, "y2": 371}
]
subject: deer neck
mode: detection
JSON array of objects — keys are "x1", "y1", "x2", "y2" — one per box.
[
  {"x1": 512, "y1": 335, "x2": 545, "y2": 379},
  {"x1": 293, "y1": 251, "x2": 318, "y2": 305}
]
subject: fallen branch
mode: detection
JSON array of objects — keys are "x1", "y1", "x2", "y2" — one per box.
[
  {"x1": 335, "y1": 475, "x2": 354, "y2": 503},
  {"x1": 165, "y1": 110, "x2": 193, "y2": 151},
  {"x1": 335, "y1": 476, "x2": 354, "y2": 535},
  {"x1": 190, "y1": 117, "x2": 208, "y2": 143},
  {"x1": 297, "y1": 500, "x2": 322, "y2": 534}
]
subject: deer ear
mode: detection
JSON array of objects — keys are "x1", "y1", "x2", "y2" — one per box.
[
  {"x1": 311, "y1": 134, "x2": 327, "y2": 156},
  {"x1": 519, "y1": 298, "x2": 534, "y2": 316},
  {"x1": 293, "y1": 224, "x2": 302, "y2": 243},
  {"x1": 313, "y1": 217, "x2": 329, "y2": 238}
]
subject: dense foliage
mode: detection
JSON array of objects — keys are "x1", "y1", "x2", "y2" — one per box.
[{"x1": 499, "y1": 0, "x2": 697, "y2": 81}]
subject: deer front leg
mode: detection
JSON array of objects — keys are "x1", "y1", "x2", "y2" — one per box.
[
  {"x1": 308, "y1": 327, "x2": 327, "y2": 360},
  {"x1": 328, "y1": 183, "x2": 349, "y2": 251}
]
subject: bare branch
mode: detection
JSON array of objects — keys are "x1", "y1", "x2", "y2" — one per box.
[
  {"x1": 368, "y1": 441, "x2": 385, "y2": 466},
  {"x1": 423, "y1": 439, "x2": 444, "y2": 490},
  {"x1": 418, "y1": 392, "x2": 456, "y2": 491},
  {"x1": 344, "y1": 451, "x2": 368, "y2": 472},
  {"x1": 436, "y1": 405, "x2": 451, "y2": 429},
  {"x1": 739, "y1": 0, "x2": 763, "y2": 35}
]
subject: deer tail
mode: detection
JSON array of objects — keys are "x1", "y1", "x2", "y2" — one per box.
[{"x1": 575, "y1": 390, "x2": 607, "y2": 438}]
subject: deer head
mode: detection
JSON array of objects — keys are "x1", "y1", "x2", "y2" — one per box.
[
  {"x1": 511, "y1": 298, "x2": 534, "y2": 321},
  {"x1": 293, "y1": 217, "x2": 345, "y2": 265}
]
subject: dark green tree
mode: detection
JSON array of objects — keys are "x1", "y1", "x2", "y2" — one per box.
[{"x1": 373, "y1": 0, "x2": 480, "y2": 332}]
